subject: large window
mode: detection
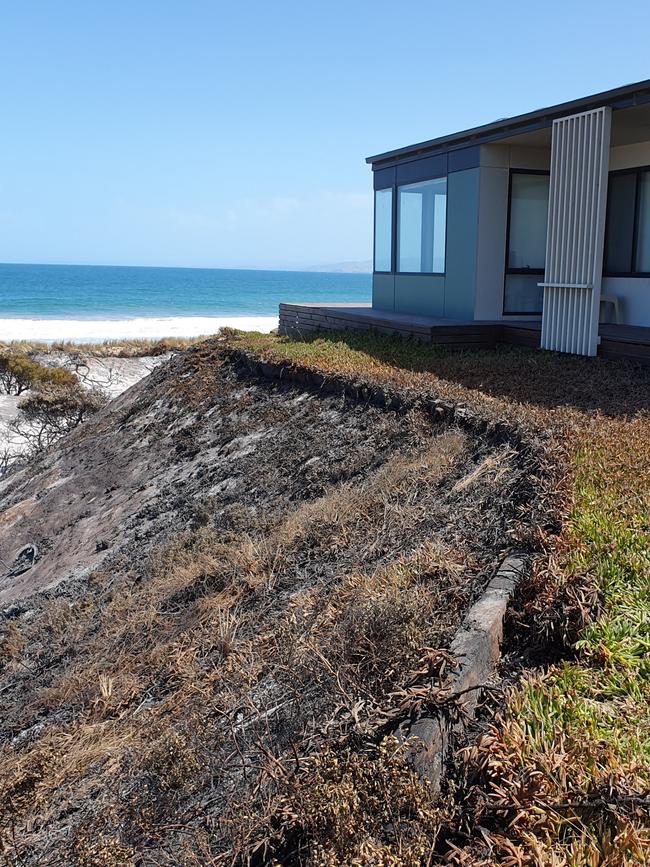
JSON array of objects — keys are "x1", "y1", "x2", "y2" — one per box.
[
  {"x1": 504, "y1": 171, "x2": 550, "y2": 314},
  {"x1": 397, "y1": 177, "x2": 447, "y2": 273},
  {"x1": 604, "y1": 168, "x2": 650, "y2": 275},
  {"x1": 374, "y1": 188, "x2": 392, "y2": 272}
]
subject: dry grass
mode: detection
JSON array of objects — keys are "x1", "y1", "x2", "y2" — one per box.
[
  {"x1": 225, "y1": 330, "x2": 650, "y2": 866},
  {"x1": 266, "y1": 738, "x2": 446, "y2": 867},
  {"x1": 0, "y1": 336, "x2": 208, "y2": 357},
  {"x1": 3, "y1": 327, "x2": 646, "y2": 864},
  {"x1": 0, "y1": 350, "x2": 532, "y2": 865}
]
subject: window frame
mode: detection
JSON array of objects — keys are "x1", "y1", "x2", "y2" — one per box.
[
  {"x1": 396, "y1": 176, "x2": 448, "y2": 276},
  {"x1": 603, "y1": 165, "x2": 650, "y2": 278},
  {"x1": 373, "y1": 187, "x2": 394, "y2": 274},
  {"x1": 502, "y1": 168, "x2": 550, "y2": 317}
]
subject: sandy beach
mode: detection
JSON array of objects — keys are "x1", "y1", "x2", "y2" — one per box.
[{"x1": 0, "y1": 315, "x2": 278, "y2": 343}]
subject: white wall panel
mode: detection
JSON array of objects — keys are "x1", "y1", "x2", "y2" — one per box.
[{"x1": 540, "y1": 107, "x2": 611, "y2": 356}]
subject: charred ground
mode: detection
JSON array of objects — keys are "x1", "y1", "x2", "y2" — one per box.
[{"x1": 0, "y1": 338, "x2": 551, "y2": 865}]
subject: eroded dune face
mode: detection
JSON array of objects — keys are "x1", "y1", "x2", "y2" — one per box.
[
  {"x1": 0, "y1": 369, "x2": 161, "y2": 605},
  {"x1": 0, "y1": 345, "x2": 457, "y2": 606},
  {"x1": 0, "y1": 340, "x2": 542, "y2": 865}
]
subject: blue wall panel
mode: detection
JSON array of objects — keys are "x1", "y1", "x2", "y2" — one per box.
[
  {"x1": 448, "y1": 146, "x2": 480, "y2": 173},
  {"x1": 396, "y1": 154, "x2": 447, "y2": 184},
  {"x1": 371, "y1": 164, "x2": 481, "y2": 320},
  {"x1": 443, "y1": 168, "x2": 479, "y2": 319},
  {"x1": 372, "y1": 272, "x2": 395, "y2": 311},
  {"x1": 394, "y1": 275, "x2": 444, "y2": 316}
]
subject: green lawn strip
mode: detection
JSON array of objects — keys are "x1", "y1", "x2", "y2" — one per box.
[{"x1": 567, "y1": 439, "x2": 650, "y2": 761}]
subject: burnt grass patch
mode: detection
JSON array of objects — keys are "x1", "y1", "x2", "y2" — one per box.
[{"x1": 0, "y1": 341, "x2": 554, "y2": 865}]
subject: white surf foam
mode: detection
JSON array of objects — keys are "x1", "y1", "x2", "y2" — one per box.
[{"x1": 0, "y1": 315, "x2": 279, "y2": 343}]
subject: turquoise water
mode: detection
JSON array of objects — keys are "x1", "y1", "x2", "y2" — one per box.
[{"x1": 0, "y1": 263, "x2": 371, "y2": 319}]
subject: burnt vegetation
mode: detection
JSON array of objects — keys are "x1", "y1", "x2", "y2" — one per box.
[
  {"x1": 0, "y1": 339, "x2": 554, "y2": 865},
  {"x1": 229, "y1": 331, "x2": 650, "y2": 866}
]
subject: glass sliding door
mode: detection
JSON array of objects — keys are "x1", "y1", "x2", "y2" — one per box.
[
  {"x1": 604, "y1": 167, "x2": 650, "y2": 276},
  {"x1": 636, "y1": 173, "x2": 650, "y2": 272},
  {"x1": 504, "y1": 171, "x2": 550, "y2": 314}
]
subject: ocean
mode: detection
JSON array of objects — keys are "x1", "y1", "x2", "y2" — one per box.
[{"x1": 0, "y1": 263, "x2": 372, "y2": 341}]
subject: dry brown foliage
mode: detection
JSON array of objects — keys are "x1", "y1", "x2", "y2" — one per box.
[
  {"x1": 0, "y1": 341, "x2": 546, "y2": 865},
  {"x1": 223, "y1": 332, "x2": 650, "y2": 866}
]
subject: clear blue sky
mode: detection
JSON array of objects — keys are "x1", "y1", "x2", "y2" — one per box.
[{"x1": 1, "y1": 0, "x2": 649, "y2": 270}]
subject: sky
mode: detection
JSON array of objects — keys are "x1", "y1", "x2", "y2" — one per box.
[{"x1": 1, "y1": 0, "x2": 649, "y2": 270}]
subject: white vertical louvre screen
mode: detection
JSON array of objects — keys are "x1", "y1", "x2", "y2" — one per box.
[{"x1": 540, "y1": 106, "x2": 611, "y2": 356}]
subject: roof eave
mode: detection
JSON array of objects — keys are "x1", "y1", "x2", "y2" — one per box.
[{"x1": 366, "y1": 78, "x2": 650, "y2": 167}]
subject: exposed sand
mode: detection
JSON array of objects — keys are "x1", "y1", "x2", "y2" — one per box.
[
  {"x1": 0, "y1": 353, "x2": 166, "y2": 460},
  {"x1": 33, "y1": 352, "x2": 166, "y2": 399},
  {"x1": 0, "y1": 394, "x2": 23, "y2": 459}
]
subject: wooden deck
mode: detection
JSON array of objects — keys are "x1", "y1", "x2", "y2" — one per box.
[{"x1": 278, "y1": 302, "x2": 650, "y2": 364}]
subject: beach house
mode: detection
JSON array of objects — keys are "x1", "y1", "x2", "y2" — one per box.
[{"x1": 280, "y1": 79, "x2": 650, "y2": 361}]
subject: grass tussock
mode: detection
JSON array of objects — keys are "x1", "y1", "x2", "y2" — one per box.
[
  {"x1": 269, "y1": 739, "x2": 446, "y2": 867},
  {"x1": 0, "y1": 335, "x2": 207, "y2": 357}
]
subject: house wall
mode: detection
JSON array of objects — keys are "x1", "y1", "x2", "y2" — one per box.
[
  {"x1": 609, "y1": 141, "x2": 650, "y2": 170},
  {"x1": 372, "y1": 272, "x2": 394, "y2": 311},
  {"x1": 444, "y1": 168, "x2": 479, "y2": 318},
  {"x1": 481, "y1": 144, "x2": 550, "y2": 171},
  {"x1": 474, "y1": 165, "x2": 509, "y2": 320},
  {"x1": 393, "y1": 274, "x2": 445, "y2": 316},
  {"x1": 371, "y1": 135, "x2": 650, "y2": 326},
  {"x1": 372, "y1": 156, "x2": 480, "y2": 320},
  {"x1": 474, "y1": 145, "x2": 551, "y2": 320}
]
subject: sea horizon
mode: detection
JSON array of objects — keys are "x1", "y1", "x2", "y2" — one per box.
[{"x1": 0, "y1": 262, "x2": 371, "y2": 341}]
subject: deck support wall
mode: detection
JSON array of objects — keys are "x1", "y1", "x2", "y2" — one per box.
[{"x1": 278, "y1": 303, "x2": 650, "y2": 363}]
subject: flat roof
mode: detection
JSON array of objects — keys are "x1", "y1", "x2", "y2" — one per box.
[{"x1": 366, "y1": 78, "x2": 650, "y2": 167}]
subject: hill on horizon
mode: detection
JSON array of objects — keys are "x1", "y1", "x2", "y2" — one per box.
[{"x1": 303, "y1": 259, "x2": 372, "y2": 273}]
